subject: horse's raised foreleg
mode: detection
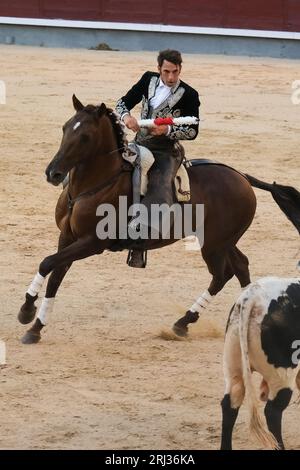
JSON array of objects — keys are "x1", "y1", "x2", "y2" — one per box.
[
  {"x1": 173, "y1": 249, "x2": 234, "y2": 336},
  {"x1": 19, "y1": 235, "x2": 103, "y2": 343},
  {"x1": 37, "y1": 235, "x2": 103, "y2": 277},
  {"x1": 21, "y1": 264, "x2": 72, "y2": 344},
  {"x1": 18, "y1": 233, "x2": 73, "y2": 326}
]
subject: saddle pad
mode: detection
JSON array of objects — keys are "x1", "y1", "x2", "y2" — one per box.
[
  {"x1": 133, "y1": 144, "x2": 191, "y2": 202},
  {"x1": 185, "y1": 158, "x2": 247, "y2": 180}
]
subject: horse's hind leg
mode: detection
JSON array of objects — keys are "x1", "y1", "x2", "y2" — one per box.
[
  {"x1": 228, "y1": 246, "x2": 251, "y2": 288},
  {"x1": 21, "y1": 263, "x2": 72, "y2": 344},
  {"x1": 173, "y1": 249, "x2": 234, "y2": 336}
]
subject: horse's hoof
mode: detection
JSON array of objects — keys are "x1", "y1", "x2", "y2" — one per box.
[
  {"x1": 172, "y1": 323, "x2": 188, "y2": 337},
  {"x1": 21, "y1": 330, "x2": 41, "y2": 344},
  {"x1": 18, "y1": 304, "x2": 37, "y2": 325}
]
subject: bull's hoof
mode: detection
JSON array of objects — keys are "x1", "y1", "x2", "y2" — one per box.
[
  {"x1": 18, "y1": 304, "x2": 37, "y2": 325},
  {"x1": 172, "y1": 322, "x2": 188, "y2": 337},
  {"x1": 21, "y1": 330, "x2": 41, "y2": 344}
]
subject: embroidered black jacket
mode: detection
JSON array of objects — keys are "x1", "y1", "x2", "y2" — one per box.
[{"x1": 116, "y1": 71, "x2": 200, "y2": 141}]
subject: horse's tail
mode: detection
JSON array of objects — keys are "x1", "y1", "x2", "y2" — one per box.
[{"x1": 245, "y1": 174, "x2": 300, "y2": 235}]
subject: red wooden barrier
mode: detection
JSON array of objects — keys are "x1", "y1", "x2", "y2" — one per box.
[{"x1": 0, "y1": 0, "x2": 299, "y2": 32}]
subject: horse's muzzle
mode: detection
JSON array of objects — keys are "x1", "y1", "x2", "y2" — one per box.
[{"x1": 45, "y1": 167, "x2": 66, "y2": 186}]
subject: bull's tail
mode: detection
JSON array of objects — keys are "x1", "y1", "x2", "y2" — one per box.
[
  {"x1": 238, "y1": 294, "x2": 279, "y2": 450},
  {"x1": 246, "y1": 174, "x2": 300, "y2": 235}
]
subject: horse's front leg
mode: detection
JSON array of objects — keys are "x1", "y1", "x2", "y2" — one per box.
[
  {"x1": 21, "y1": 263, "x2": 72, "y2": 344},
  {"x1": 18, "y1": 233, "x2": 73, "y2": 327},
  {"x1": 18, "y1": 235, "x2": 103, "y2": 344}
]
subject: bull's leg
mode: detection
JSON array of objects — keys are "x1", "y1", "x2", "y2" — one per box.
[
  {"x1": 18, "y1": 235, "x2": 103, "y2": 344},
  {"x1": 220, "y1": 393, "x2": 241, "y2": 450},
  {"x1": 264, "y1": 388, "x2": 293, "y2": 450},
  {"x1": 173, "y1": 249, "x2": 234, "y2": 336},
  {"x1": 221, "y1": 328, "x2": 244, "y2": 450}
]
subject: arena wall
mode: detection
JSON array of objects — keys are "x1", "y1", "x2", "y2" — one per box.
[{"x1": 1, "y1": 1, "x2": 299, "y2": 58}]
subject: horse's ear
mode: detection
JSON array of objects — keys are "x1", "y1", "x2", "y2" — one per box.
[
  {"x1": 72, "y1": 94, "x2": 84, "y2": 112},
  {"x1": 97, "y1": 103, "x2": 107, "y2": 117}
]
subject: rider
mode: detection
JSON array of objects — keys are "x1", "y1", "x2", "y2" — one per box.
[{"x1": 116, "y1": 49, "x2": 200, "y2": 267}]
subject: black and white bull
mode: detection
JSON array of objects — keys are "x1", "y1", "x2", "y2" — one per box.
[{"x1": 221, "y1": 277, "x2": 300, "y2": 450}]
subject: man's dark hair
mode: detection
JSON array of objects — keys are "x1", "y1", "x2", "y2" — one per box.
[{"x1": 157, "y1": 49, "x2": 182, "y2": 67}]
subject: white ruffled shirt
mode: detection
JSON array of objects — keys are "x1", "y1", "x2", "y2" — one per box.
[
  {"x1": 150, "y1": 79, "x2": 172, "y2": 109},
  {"x1": 122, "y1": 78, "x2": 179, "y2": 136}
]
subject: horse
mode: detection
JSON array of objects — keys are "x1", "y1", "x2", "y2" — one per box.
[{"x1": 17, "y1": 95, "x2": 300, "y2": 344}]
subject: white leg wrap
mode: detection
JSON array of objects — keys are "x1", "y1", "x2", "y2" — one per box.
[
  {"x1": 190, "y1": 290, "x2": 214, "y2": 313},
  {"x1": 37, "y1": 297, "x2": 55, "y2": 325},
  {"x1": 27, "y1": 272, "x2": 45, "y2": 297}
]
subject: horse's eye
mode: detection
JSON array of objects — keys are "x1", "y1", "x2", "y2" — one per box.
[{"x1": 81, "y1": 134, "x2": 89, "y2": 144}]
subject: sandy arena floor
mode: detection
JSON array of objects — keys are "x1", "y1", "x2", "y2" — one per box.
[{"x1": 0, "y1": 45, "x2": 299, "y2": 450}]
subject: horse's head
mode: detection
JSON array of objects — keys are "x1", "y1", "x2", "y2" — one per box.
[{"x1": 45, "y1": 95, "x2": 109, "y2": 186}]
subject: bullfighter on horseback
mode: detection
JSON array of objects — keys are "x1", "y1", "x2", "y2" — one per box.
[
  {"x1": 17, "y1": 91, "x2": 300, "y2": 343},
  {"x1": 116, "y1": 49, "x2": 200, "y2": 267}
]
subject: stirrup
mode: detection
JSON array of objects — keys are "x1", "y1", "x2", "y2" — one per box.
[
  {"x1": 128, "y1": 217, "x2": 141, "y2": 233},
  {"x1": 127, "y1": 250, "x2": 147, "y2": 268}
]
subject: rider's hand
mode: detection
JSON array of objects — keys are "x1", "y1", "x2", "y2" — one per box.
[
  {"x1": 123, "y1": 115, "x2": 140, "y2": 132},
  {"x1": 149, "y1": 125, "x2": 169, "y2": 136}
]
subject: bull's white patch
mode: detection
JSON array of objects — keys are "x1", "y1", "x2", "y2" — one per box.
[{"x1": 73, "y1": 121, "x2": 81, "y2": 131}]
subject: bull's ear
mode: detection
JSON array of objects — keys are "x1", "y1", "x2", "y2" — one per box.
[
  {"x1": 72, "y1": 94, "x2": 84, "y2": 112},
  {"x1": 97, "y1": 103, "x2": 107, "y2": 117}
]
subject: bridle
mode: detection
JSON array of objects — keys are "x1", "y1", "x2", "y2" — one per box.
[{"x1": 66, "y1": 110, "x2": 132, "y2": 212}]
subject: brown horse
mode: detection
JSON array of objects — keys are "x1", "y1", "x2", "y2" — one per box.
[{"x1": 17, "y1": 95, "x2": 300, "y2": 344}]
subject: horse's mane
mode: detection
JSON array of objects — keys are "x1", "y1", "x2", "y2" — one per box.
[
  {"x1": 83, "y1": 104, "x2": 127, "y2": 152},
  {"x1": 106, "y1": 108, "x2": 127, "y2": 152}
]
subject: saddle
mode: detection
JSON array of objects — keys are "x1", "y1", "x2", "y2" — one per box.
[
  {"x1": 122, "y1": 144, "x2": 244, "y2": 203},
  {"x1": 123, "y1": 142, "x2": 191, "y2": 203}
]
